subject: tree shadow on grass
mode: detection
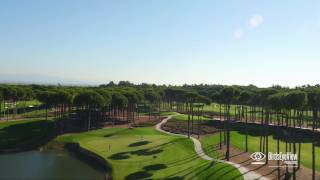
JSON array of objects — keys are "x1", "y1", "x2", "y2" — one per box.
[
  {"x1": 131, "y1": 148, "x2": 163, "y2": 156},
  {"x1": 103, "y1": 129, "x2": 129, "y2": 138},
  {"x1": 103, "y1": 134, "x2": 113, "y2": 138},
  {"x1": 128, "y1": 141, "x2": 151, "y2": 147},
  {"x1": 203, "y1": 163, "x2": 230, "y2": 179},
  {"x1": 125, "y1": 164, "x2": 167, "y2": 180},
  {"x1": 109, "y1": 148, "x2": 163, "y2": 160},
  {"x1": 163, "y1": 177, "x2": 183, "y2": 180},
  {"x1": 125, "y1": 171, "x2": 152, "y2": 180},
  {"x1": 211, "y1": 168, "x2": 241, "y2": 180},
  {"x1": 187, "y1": 161, "x2": 216, "y2": 179},
  {"x1": 143, "y1": 164, "x2": 167, "y2": 171},
  {"x1": 166, "y1": 161, "x2": 211, "y2": 179},
  {"x1": 108, "y1": 152, "x2": 130, "y2": 160}
]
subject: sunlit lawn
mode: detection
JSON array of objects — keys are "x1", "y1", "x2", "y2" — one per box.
[{"x1": 57, "y1": 127, "x2": 243, "y2": 180}]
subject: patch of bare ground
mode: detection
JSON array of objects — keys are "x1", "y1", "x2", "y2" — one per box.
[
  {"x1": 101, "y1": 116, "x2": 165, "y2": 128},
  {"x1": 161, "y1": 119, "x2": 219, "y2": 135}
]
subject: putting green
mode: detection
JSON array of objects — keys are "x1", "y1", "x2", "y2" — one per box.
[{"x1": 57, "y1": 127, "x2": 243, "y2": 180}]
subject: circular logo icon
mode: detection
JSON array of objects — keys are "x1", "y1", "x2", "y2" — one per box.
[{"x1": 250, "y1": 152, "x2": 266, "y2": 161}]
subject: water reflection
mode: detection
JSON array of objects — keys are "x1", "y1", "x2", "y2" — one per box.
[{"x1": 0, "y1": 150, "x2": 106, "y2": 180}]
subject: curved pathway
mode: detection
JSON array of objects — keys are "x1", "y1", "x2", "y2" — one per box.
[{"x1": 155, "y1": 116, "x2": 269, "y2": 180}]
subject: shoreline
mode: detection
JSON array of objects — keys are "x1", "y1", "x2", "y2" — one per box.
[{"x1": 64, "y1": 142, "x2": 113, "y2": 180}]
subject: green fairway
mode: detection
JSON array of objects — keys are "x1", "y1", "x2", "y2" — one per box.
[
  {"x1": 0, "y1": 100, "x2": 41, "y2": 112},
  {"x1": 0, "y1": 118, "x2": 56, "y2": 150},
  {"x1": 200, "y1": 134, "x2": 222, "y2": 159},
  {"x1": 1, "y1": 108, "x2": 54, "y2": 119},
  {"x1": 159, "y1": 111, "x2": 179, "y2": 116},
  {"x1": 173, "y1": 114, "x2": 210, "y2": 121},
  {"x1": 200, "y1": 131, "x2": 320, "y2": 172},
  {"x1": 57, "y1": 127, "x2": 243, "y2": 180},
  {"x1": 0, "y1": 100, "x2": 47, "y2": 119},
  {"x1": 203, "y1": 103, "x2": 223, "y2": 112},
  {"x1": 15, "y1": 100, "x2": 41, "y2": 108}
]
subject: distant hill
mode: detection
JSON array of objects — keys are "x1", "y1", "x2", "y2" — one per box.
[{"x1": 0, "y1": 73, "x2": 99, "y2": 86}]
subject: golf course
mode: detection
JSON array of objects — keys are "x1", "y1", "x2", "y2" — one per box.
[
  {"x1": 2, "y1": 83, "x2": 320, "y2": 180},
  {"x1": 56, "y1": 126, "x2": 243, "y2": 180},
  {"x1": 2, "y1": 0, "x2": 320, "y2": 179}
]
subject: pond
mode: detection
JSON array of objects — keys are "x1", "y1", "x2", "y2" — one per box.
[{"x1": 0, "y1": 150, "x2": 106, "y2": 180}]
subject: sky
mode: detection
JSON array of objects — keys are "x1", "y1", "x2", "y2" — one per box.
[{"x1": 1, "y1": 0, "x2": 320, "y2": 87}]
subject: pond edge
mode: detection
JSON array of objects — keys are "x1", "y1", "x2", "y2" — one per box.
[{"x1": 64, "y1": 142, "x2": 113, "y2": 180}]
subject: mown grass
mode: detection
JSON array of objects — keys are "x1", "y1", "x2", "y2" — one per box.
[
  {"x1": 200, "y1": 131, "x2": 320, "y2": 172},
  {"x1": 200, "y1": 134, "x2": 222, "y2": 159},
  {"x1": 173, "y1": 114, "x2": 210, "y2": 121},
  {"x1": 0, "y1": 118, "x2": 56, "y2": 149},
  {"x1": 0, "y1": 100, "x2": 41, "y2": 111},
  {"x1": 57, "y1": 127, "x2": 243, "y2": 180},
  {"x1": 159, "y1": 111, "x2": 179, "y2": 116},
  {"x1": 15, "y1": 100, "x2": 41, "y2": 108},
  {"x1": 1, "y1": 108, "x2": 54, "y2": 119}
]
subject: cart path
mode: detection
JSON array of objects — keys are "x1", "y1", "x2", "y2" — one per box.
[{"x1": 155, "y1": 116, "x2": 269, "y2": 180}]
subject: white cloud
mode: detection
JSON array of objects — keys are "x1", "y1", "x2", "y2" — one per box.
[
  {"x1": 232, "y1": 14, "x2": 264, "y2": 39},
  {"x1": 247, "y1": 14, "x2": 264, "y2": 29},
  {"x1": 233, "y1": 28, "x2": 244, "y2": 39}
]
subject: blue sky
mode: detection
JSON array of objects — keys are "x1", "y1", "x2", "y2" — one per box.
[{"x1": 1, "y1": 0, "x2": 320, "y2": 87}]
